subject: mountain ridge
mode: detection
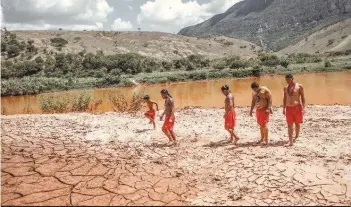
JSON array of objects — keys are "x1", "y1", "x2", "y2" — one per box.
[{"x1": 178, "y1": 0, "x2": 351, "y2": 51}]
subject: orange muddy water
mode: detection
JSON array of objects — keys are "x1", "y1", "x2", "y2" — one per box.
[{"x1": 1, "y1": 71, "x2": 351, "y2": 115}]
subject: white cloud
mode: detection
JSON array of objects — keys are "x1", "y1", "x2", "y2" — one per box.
[
  {"x1": 1, "y1": 0, "x2": 113, "y2": 30},
  {"x1": 137, "y1": 0, "x2": 242, "y2": 32},
  {"x1": 128, "y1": 6, "x2": 133, "y2": 11},
  {"x1": 111, "y1": 18, "x2": 133, "y2": 30}
]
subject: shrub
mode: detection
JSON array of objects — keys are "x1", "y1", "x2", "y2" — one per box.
[
  {"x1": 71, "y1": 93, "x2": 92, "y2": 112},
  {"x1": 109, "y1": 69, "x2": 121, "y2": 76},
  {"x1": 50, "y1": 37, "x2": 68, "y2": 48},
  {"x1": 259, "y1": 53, "x2": 280, "y2": 67},
  {"x1": 39, "y1": 94, "x2": 70, "y2": 113},
  {"x1": 341, "y1": 35, "x2": 348, "y2": 39},
  {"x1": 230, "y1": 60, "x2": 249, "y2": 69},
  {"x1": 7, "y1": 45, "x2": 21, "y2": 57},
  {"x1": 252, "y1": 66, "x2": 262, "y2": 77},
  {"x1": 88, "y1": 100, "x2": 103, "y2": 112},
  {"x1": 128, "y1": 88, "x2": 145, "y2": 114},
  {"x1": 162, "y1": 61, "x2": 172, "y2": 71},
  {"x1": 325, "y1": 60, "x2": 332, "y2": 68},
  {"x1": 223, "y1": 41, "x2": 234, "y2": 46},
  {"x1": 280, "y1": 59, "x2": 290, "y2": 68},
  {"x1": 327, "y1": 39, "x2": 335, "y2": 46},
  {"x1": 108, "y1": 92, "x2": 128, "y2": 112},
  {"x1": 186, "y1": 62, "x2": 195, "y2": 71},
  {"x1": 1, "y1": 41, "x2": 7, "y2": 52},
  {"x1": 212, "y1": 59, "x2": 227, "y2": 69},
  {"x1": 187, "y1": 54, "x2": 210, "y2": 68},
  {"x1": 74, "y1": 37, "x2": 81, "y2": 42}
]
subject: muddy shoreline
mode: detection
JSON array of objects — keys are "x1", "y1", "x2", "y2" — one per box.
[{"x1": 1, "y1": 105, "x2": 351, "y2": 205}]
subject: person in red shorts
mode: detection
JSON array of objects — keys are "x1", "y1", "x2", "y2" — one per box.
[
  {"x1": 283, "y1": 73, "x2": 306, "y2": 147},
  {"x1": 249, "y1": 82, "x2": 273, "y2": 145},
  {"x1": 221, "y1": 85, "x2": 240, "y2": 144},
  {"x1": 143, "y1": 95, "x2": 159, "y2": 129},
  {"x1": 160, "y1": 89, "x2": 176, "y2": 145}
]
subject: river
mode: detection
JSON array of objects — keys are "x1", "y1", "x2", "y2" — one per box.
[{"x1": 1, "y1": 71, "x2": 351, "y2": 115}]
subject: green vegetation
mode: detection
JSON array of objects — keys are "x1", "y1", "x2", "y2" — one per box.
[
  {"x1": 1, "y1": 31, "x2": 350, "y2": 96},
  {"x1": 39, "y1": 93, "x2": 103, "y2": 113},
  {"x1": 325, "y1": 60, "x2": 332, "y2": 68}
]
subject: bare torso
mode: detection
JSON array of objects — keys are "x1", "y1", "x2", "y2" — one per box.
[
  {"x1": 254, "y1": 86, "x2": 271, "y2": 110},
  {"x1": 284, "y1": 83, "x2": 302, "y2": 107},
  {"x1": 224, "y1": 93, "x2": 235, "y2": 112},
  {"x1": 164, "y1": 97, "x2": 174, "y2": 116},
  {"x1": 146, "y1": 100, "x2": 155, "y2": 110}
]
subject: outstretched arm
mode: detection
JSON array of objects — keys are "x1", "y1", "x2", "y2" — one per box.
[{"x1": 152, "y1": 101, "x2": 159, "y2": 111}]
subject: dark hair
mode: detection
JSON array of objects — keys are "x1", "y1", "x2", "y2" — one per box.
[
  {"x1": 251, "y1": 81, "x2": 259, "y2": 89},
  {"x1": 160, "y1": 89, "x2": 172, "y2": 98},
  {"x1": 221, "y1": 85, "x2": 229, "y2": 91},
  {"x1": 285, "y1": 73, "x2": 293, "y2": 79},
  {"x1": 143, "y1": 95, "x2": 150, "y2": 100}
]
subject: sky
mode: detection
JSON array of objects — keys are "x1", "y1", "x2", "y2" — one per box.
[{"x1": 0, "y1": 0, "x2": 242, "y2": 33}]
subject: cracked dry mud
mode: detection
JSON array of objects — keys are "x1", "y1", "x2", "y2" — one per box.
[{"x1": 1, "y1": 105, "x2": 351, "y2": 206}]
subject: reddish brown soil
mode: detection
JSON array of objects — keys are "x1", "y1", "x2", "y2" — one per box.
[{"x1": 1, "y1": 105, "x2": 351, "y2": 206}]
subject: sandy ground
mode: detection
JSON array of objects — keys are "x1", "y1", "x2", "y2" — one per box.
[{"x1": 1, "y1": 105, "x2": 351, "y2": 206}]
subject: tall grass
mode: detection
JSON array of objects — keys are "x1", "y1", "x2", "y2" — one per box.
[
  {"x1": 39, "y1": 95, "x2": 71, "y2": 113},
  {"x1": 39, "y1": 93, "x2": 103, "y2": 113},
  {"x1": 107, "y1": 88, "x2": 145, "y2": 114}
]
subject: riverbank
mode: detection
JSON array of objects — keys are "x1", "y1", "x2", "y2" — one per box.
[
  {"x1": 2, "y1": 105, "x2": 351, "y2": 205},
  {"x1": 2, "y1": 57, "x2": 351, "y2": 97}
]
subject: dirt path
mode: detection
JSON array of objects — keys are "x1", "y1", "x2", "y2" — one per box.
[{"x1": 1, "y1": 105, "x2": 351, "y2": 206}]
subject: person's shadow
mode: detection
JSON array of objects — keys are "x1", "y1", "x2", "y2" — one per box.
[
  {"x1": 135, "y1": 128, "x2": 152, "y2": 133},
  {"x1": 202, "y1": 140, "x2": 287, "y2": 149},
  {"x1": 228, "y1": 140, "x2": 286, "y2": 150},
  {"x1": 147, "y1": 142, "x2": 175, "y2": 148},
  {"x1": 202, "y1": 140, "x2": 232, "y2": 148}
]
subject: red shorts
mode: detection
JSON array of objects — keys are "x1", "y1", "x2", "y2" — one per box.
[
  {"x1": 225, "y1": 109, "x2": 236, "y2": 129},
  {"x1": 162, "y1": 115, "x2": 175, "y2": 131},
  {"x1": 256, "y1": 108, "x2": 269, "y2": 125},
  {"x1": 286, "y1": 105, "x2": 303, "y2": 125},
  {"x1": 144, "y1": 109, "x2": 156, "y2": 120}
]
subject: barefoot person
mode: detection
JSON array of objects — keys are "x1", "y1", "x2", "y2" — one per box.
[
  {"x1": 249, "y1": 82, "x2": 273, "y2": 145},
  {"x1": 143, "y1": 95, "x2": 159, "y2": 129},
  {"x1": 283, "y1": 73, "x2": 306, "y2": 147},
  {"x1": 160, "y1": 89, "x2": 176, "y2": 145},
  {"x1": 221, "y1": 85, "x2": 239, "y2": 144}
]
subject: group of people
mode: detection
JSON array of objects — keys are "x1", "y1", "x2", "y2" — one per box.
[{"x1": 143, "y1": 73, "x2": 306, "y2": 147}]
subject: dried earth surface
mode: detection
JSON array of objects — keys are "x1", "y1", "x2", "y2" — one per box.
[{"x1": 1, "y1": 105, "x2": 351, "y2": 206}]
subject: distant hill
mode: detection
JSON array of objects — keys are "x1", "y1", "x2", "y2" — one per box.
[
  {"x1": 280, "y1": 18, "x2": 351, "y2": 54},
  {"x1": 0, "y1": 30, "x2": 260, "y2": 60},
  {"x1": 178, "y1": 0, "x2": 351, "y2": 51}
]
